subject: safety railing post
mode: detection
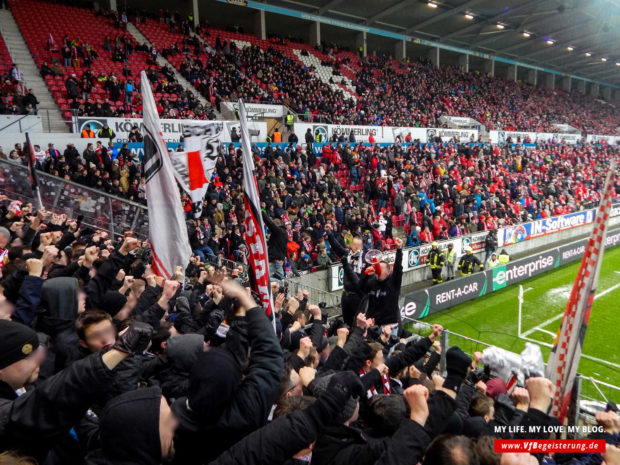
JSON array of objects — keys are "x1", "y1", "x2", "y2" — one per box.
[
  {"x1": 108, "y1": 197, "x2": 115, "y2": 238},
  {"x1": 439, "y1": 330, "x2": 448, "y2": 376}
]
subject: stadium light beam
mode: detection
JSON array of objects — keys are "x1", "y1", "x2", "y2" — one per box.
[
  {"x1": 465, "y1": 13, "x2": 474, "y2": 19},
  {"x1": 427, "y1": 2, "x2": 438, "y2": 8},
  {"x1": 522, "y1": 31, "x2": 531, "y2": 37},
  {"x1": 601, "y1": 57, "x2": 607, "y2": 62},
  {"x1": 496, "y1": 23, "x2": 505, "y2": 29},
  {"x1": 585, "y1": 52, "x2": 592, "y2": 57},
  {"x1": 566, "y1": 46, "x2": 574, "y2": 51},
  {"x1": 546, "y1": 39, "x2": 554, "y2": 45}
]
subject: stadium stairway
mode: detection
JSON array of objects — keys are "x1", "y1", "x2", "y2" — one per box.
[
  {"x1": 126, "y1": 23, "x2": 218, "y2": 116},
  {"x1": 0, "y1": 9, "x2": 69, "y2": 132},
  {"x1": 291, "y1": 49, "x2": 357, "y2": 102}
]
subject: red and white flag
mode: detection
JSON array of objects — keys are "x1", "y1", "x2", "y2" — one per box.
[
  {"x1": 546, "y1": 160, "x2": 617, "y2": 423},
  {"x1": 169, "y1": 121, "x2": 222, "y2": 217},
  {"x1": 141, "y1": 71, "x2": 192, "y2": 278},
  {"x1": 239, "y1": 99, "x2": 275, "y2": 328}
]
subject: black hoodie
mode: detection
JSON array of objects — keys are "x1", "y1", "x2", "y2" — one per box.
[
  {"x1": 37, "y1": 277, "x2": 81, "y2": 374},
  {"x1": 86, "y1": 386, "x2": 162, "y2": 465}
]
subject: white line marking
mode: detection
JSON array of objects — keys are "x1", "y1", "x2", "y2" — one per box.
[
  {"x1": 521, "y1": 282, "x2": 620, "y2": 338},
  {"x1": 520, "y1": 336, "x2": 620, "y2": 369},
  {"x1": 538, "y1": 329, "x2": 556, "y2": 337},
  {"x1": 521, "y1": 314, "x2": 563, "y2": 337},
  {"x1": 595, "y1": 281, "x2": 620, "y2": 298},
  {"x1": 524, "y1": 287, "x2": 534, "y2": 292}
]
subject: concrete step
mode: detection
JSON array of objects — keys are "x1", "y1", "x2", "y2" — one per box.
[{"x1": 127, "y1": 22, "x2": 217, "y2": 114}]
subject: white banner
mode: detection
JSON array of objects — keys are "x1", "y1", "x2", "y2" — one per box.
[
  {"x1": 586, "y1": 134, "x2": 620, "y2": 145},
  {"x1": 74, "y1": 116, "x2": 267, "y2": 143},
  {"x1": 439, "y1": 115, "x2": 481, "y2": 128},
  {"x1": 220, "y1": 101, "x2": 287, "y2": 118},
  {"x1": 490, "y1": 130, "x2": 581, "y2": 145},
  {"x1": 295, "y1": 123, "x2": 478, "y2": 144},
  {"x1": 552, "y1": 123, "x2": 579, "y2": 134}
]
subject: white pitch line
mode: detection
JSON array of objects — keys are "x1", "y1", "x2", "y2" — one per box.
[
  {"x1": 520, "y1": 336, "x2": 620, "y2": 369},
  {"x1": 538, "y1": 329, "x2": 557, "y2": 337},
  {"x1": 520, "y1": 281, "x2": 620, "y2": 338},
  {"x1": 521, "y1": 314, "x2": 563, "y2": 338},
  {"x1": 594, "y1": 281, "x2": 620, "y2": 299}
]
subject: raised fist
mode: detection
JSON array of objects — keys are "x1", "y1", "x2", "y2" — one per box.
[{"x1": 112, "y1": 322, "x2": 153, "y2": 355}]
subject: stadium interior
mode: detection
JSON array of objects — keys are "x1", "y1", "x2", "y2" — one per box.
[{"x1": 0, "y1": 0, "x2": 619, "y2": 464}]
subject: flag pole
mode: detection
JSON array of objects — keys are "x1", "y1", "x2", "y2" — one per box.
[
  {"x1": 517, "y1": 284, "x2": 523, "y2": 337},
  {"x1": 24, "y1": 132, "x2": 42, "y2": 210}
]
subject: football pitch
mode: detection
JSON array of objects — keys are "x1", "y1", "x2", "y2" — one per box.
[{"x1": 416, "y1": 244, "x2": 620, "y2": 399}]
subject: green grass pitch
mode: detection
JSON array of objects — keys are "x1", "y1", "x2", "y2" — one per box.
[{"x1": 417, "y1": 245, "x2": 620, "y2": 402}]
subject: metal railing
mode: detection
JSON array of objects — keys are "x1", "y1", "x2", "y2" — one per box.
[
  {"x1": 283, "y1": 279, "x2": 342, "y2": 309},
  {"x1": 0, "y1": 158, "x2": 149, "y2": 239},
  {"x1": 402, "y1": 316, "x2": 620, "y2": 433}
]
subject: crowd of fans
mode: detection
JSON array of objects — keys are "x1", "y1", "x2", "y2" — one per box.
[
  {"x1": 133, "y1": 17, "x2": 620, "y2": 134},
  {"x1": 0, "y1": 64, "x2": 41, "y2": 115},
  {"x1": 3, "y1": 137, "x2": 619, "y2": 275},
  {"x1": 4, "y1": 2, "x2": 618, "y2": 134},
  {"x1": 349, "y1": 56, "x2": 620, "y2": 134},
  {"x1": 1, "y1": 200, "x2": 620, "y2": 465},
  {"x1": 33, "y1": 14, "x2": 218, "y2": 120},
  {"x1": 2, "y1": 5, "x2": 620, "y2": 465}
]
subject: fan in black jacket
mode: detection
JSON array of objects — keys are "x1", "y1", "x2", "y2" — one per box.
[
  {"x1": 262, "y1": 211, "x2": 288, "y2": 280},
  {"x1": 0, "y1": 320, "x2": 152, "y2": 463},
  {"x1": 171, "y1": 279, "x2": 283, "y2": 465},
  {"x1": 360, "y1": 238, "x2": 404, "y2": 327}
]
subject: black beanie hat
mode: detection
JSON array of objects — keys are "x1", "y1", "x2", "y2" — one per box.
[
  {"x1": 101, "y1": 291, "x2": 128, "y2": 317},
  {"x1": 0, "y1": 320, "x2": 40, "y2": 369}
]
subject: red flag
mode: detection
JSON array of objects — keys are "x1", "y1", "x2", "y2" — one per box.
[
  {"x1": 169, "y1": 121, "x2": 222, "y2": 217},
  {"x1": 546, "y1": 160, "x2": 617, "y2": 423},
  {"x1": 239, "y1": 100, "x2": 275, "y2": 327}
]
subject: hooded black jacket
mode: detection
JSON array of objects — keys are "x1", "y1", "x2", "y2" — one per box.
[{"x1": 172, "y1": 306, "x2": 283, "y2": 464}]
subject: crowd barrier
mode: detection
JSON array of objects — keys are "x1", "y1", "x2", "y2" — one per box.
[
  {"x1": 0, "y1": 158, "x2": 149, "y2": 239},
  {"x1": 400, "y1": 226, "x2": 620, "y2": 320}
]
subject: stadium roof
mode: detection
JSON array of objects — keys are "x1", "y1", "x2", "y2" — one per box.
[{"x1": 259, "y1": 0, "x2": 620, "y2": 86}]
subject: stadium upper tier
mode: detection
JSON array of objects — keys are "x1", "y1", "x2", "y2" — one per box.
[{"x1": 3, "y1": 0, "x2": 619, "y2": 134}]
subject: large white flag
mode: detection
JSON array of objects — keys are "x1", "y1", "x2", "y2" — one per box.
[
  {"x1": 239, "y1": 100, "x2": 275, "y2": 328},
  {"x1": 141, "y1": 71, "x2": 192, "y2": 278},
  {"x1": 547, "y1": 160, "x2": 617, "y2": 423},
  {"x1": 169, "y1": 121, "x2": 223, "y2": 217}
]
